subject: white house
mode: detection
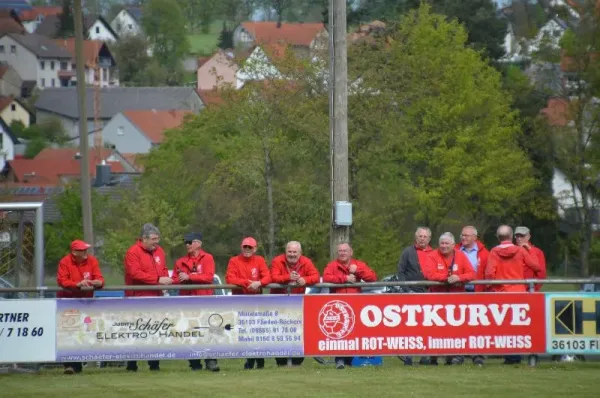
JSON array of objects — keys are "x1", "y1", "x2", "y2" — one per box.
[
  {"x1": 0, "y1": 33, "x2": 72, "y2": 89},
  {"x1": 528, "y1": 18, "x2": 567, "y2": 54},
  {"x1": 73, "y1": 109, "x2": 191, "y2": 154},
  {"x1": 235, "y1": 46, "x2": 282, "y2": 89},
  {"x1": 110, "y1": 7, "x2": 143, "y2": 37},
  {"x1": 233, "y1": 22, "x2": 328, "y2": 59},
  {"x1": 87, "y1": 16, "x2": 119, "y2": 42},
  {"x1": 53, "y1": 38, "x2": 119, "y2": 87},
  {"x1": 0, "y1": 117, "x2": 19, "y2": 171}
]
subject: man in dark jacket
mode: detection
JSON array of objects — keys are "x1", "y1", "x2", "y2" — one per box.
[
  {"x1": 397, "y1": 227, "x2": 433, "y2": 366},
  {"x1": 397, "y1": 227, "x2": 432, "y2": 293}
]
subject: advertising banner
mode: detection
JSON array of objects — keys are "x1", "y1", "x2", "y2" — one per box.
[
  {"x1": 546, "y1": 293, "x2": 600, "y2": 354},
  {"x1": 303, "y1": 293, "x2": 546, "y2": 356},
  {"x1": 0, "y1": 299, "x2": 57, "y2": 363},
  {"x1": 55, "y1": 295, "x2": 303, "y2": 362}
]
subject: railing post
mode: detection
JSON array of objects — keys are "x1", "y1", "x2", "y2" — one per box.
[{"x1": 527, "y1": 280, "x2": 537, "y2": 367}]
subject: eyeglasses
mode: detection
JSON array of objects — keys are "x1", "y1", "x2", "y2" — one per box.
[
  {"x1": 184, "y1": 241, "x2": 193, "y2": 245},
  {"x1": 461, "y1": 234, "x2": 475, "y2": 237},
  {"x1": 515, "y1": 234, "x2": 526, "y2": 238},
  {"x1": 242, "y1": 245, "x2": 254, "y2": 249}
]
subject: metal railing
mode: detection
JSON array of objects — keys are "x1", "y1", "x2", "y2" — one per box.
[{"x1": 0, "y1": 278, "x2": 597, "y2": 295}]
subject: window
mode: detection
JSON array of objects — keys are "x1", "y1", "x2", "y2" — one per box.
[
  {"x1": 0, "y1": 45, "x2": 4, "y2": 53},
  {"x1": 41, "y1": 78, "x2": 45, "y2": 87},
  {"x1": 51, "y1": 78, "x2": 55, "y2": 87},
  {"x1": 71, "y1": 63, "x2": 76, "y2": 69},
  {"x1": 40, "y1": 61, "x2": 45, "y2": 70},
  {"x1": 50, "y1": 61, "x2": 55, "y2": 70},
  {"x1": 96, "y1": 26, "x2": 100, "y2": 34},
  {"x1": 60, "y1": 61, "x2": 67, "y2": 70},
  {"x1": 128, "y1": 24, "x2": 133, "y2": 30},
  {"x1": 10, "y1": 104, "x2": 16, "y2": 111},
  {"x1": 117, "y1": 126, "x2": 124, "y2": 136},
  {"x1": 102, "y1": 68, "x2": 108, "y2": 81},
  {"x1": 10, "y1": 45, "x2": 16, "y2": 53}
]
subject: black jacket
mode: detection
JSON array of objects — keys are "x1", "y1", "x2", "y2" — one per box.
[{"x1": 397, "y1": 245, "x2": 427, "y2": 293}]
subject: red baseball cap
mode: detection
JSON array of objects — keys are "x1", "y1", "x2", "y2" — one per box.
[
  {"x1": 71, "y1": 240, "x2": 91, "y2": 251},
  {"x1": 241, "y1": 237, "x2": 257, "y2": 248}
]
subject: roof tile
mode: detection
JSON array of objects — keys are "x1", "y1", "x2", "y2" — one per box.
[
  {"x1": 123, "y1": 109, "x2": 191, "y2": 144},
  {"x1": 240, "y1": 22, "x2": 325, "y2": 47}
]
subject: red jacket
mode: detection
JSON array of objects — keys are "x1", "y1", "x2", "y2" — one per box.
[
  {"x1": 225, "y1": 254, "x2": 271, "y2": 295},
  {"x1": 523, "y1": 244, "x2": 547, "y2": 292},
  {"x1": 124, "y1": 240, "x2": 169, "y2": 297},
  {"x1": 172, "y1": 250, "x2": 215, "y2": 296},
  {"x1": 424, "y1": 249, "x2": 476, "y2": 293},
  {"x1": 56, "y1": 254, "x2": 104, "y2": 298},
  {"x1": 455, "y1": 241, "x2": 490, "y2": 292},
  {"x1": 322, "y1": 259, "x2": 377, "y2": 294},
  {"x1": 485, "y1": 241, "x2": 541, "y2": 292},
  {"x1": 270, "y1": 254, "x2": 320, "y2": 294}
]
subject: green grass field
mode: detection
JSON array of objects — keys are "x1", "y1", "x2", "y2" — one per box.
[
  {"x1": 1, "y1": 359, "x2": 599, "y2": 397},
  {"x1": 187, "y1": 21, "x2": 223, "y2": 56}
]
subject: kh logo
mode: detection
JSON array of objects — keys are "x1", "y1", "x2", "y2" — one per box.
[
  {"x1": 318, "y1": 300, "x2": 355, "y2": 340},
  {"x1": 554, "y1": 298, "x2": 600, "y2": 336}
]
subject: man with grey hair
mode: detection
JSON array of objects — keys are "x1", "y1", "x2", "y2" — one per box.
[
  {"x1": 397, "y1": 227, "x2": 433, "y2": 366},
  {"x1": 397, "y1": 227, "x2": 433, "y2": 294},
  {"x1": 270, "y1": 240, "x2": 320, "y2": 367},
  {"x1": 423, "y1": 232, "x2": 476, "y2": 365},
  {"x1": 124, "y1": 223, "x2": 172, "y2": 372}
]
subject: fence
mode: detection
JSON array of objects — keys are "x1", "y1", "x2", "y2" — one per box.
[
  {"x1": 0, "y1": 203, "x2": 44, "y2": 293},
  {"x1": 1, "y1": 278, "x2": 599, "y2": 371}
]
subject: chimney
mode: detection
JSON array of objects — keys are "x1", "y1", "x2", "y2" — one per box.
[{"x1": 94, "y1": 162, "x2": 111, "y2": 187}]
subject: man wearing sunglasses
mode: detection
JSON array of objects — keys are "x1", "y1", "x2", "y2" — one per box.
[
  {"x1": 172, "y1": 232, "x2": 220, "y2": 372},
  {"x1": 226, "y1": 236, "x2": 271, "y2": 369}
]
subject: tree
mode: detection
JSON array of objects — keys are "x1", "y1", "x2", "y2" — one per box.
[
  {"x1": 355, "y1": 0, "x2": 506, "y2": 60},
  {"x1": 57, "y1": 0, "x2": 75, "y2": 38},
  {"x1": 110, "y1": 35, "x2": 171, "y2": 86},
  {"x1": 539, "y1": 0, "x2": 600, "y2": 276},
  {"x1": 45, "y1": 183, "x2": 108, "y2": 264},
  {"x1": 142, "y1": 0, "x2": 190, "y2": 77},
  {"x1": 345, "y1": 4, "x2": 537, "y2": 273},
  {"x1": 217, "y1": 23, "x2": 234, "y2": 49},
  {"x1": 100, "y1": 184, "x2": 189, "y2": 270}
]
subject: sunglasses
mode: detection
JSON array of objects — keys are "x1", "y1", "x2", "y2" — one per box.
[
  {"x1": 515, "y1": 234, "x2": 526, "y2": 238},
  {"x1": 184, "y1": 241, "x2": 195, "y2": 245},
  {"x1": 242, "y1": 245, "x2": 254, "y2": 249}
]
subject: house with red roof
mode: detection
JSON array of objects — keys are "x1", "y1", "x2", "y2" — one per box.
[
  {"x1": 233, "y1": 22, "x2": 328, "y2": 58},
  {"x1": 89, "y1": 109, "x2": 192, "y2": 154},
  {"x1": 1, "y1": 147, "x2": 137, "y2": 186},
  {"x1": 17, "y1": 6, "x2": 61, "y2": 33}
]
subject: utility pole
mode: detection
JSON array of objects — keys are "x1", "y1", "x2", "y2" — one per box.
[
  {"x1": 74, "y1": 0, "x2": 94, "y2": 250},
  {"x1": 329, "y1": 0, "x2": 350, "y2": 259}
]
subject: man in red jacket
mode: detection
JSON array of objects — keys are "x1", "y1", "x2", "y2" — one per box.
[
  {"x1": 57, "y1": 239, "x2": 104, "y2": 374},
  {"x1": 424, "y1": 232, "x2": 476, "y2": 366},
  {"x1": 124, "y1": 223, "x2": 172, "y2": 372},
  {"x1": 172, "y1": 231, "x2": 219, "y2": 372},
  {"x1": 486, "y1": 225, "x2": 541, "y2": 365},
  {"x1": 485, "y1": 225, "x2": 541, "y2": 293},
  {"x1": 225, "y1": 236, "x2": 271, "y2": 369},
  {"x1": 270, "y1": 240, "x2": 320, "y2": 367},
  {"x1": 515, "y1": 226, "x2": 547, "y2": 291},
  {"x1": 323, "y1": 242, "x2": 377, "y2": 369}
]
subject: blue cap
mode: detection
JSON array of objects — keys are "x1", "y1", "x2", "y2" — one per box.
[{"x1": 184, "y1": 232, "x2": 203, "y2": 242}]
